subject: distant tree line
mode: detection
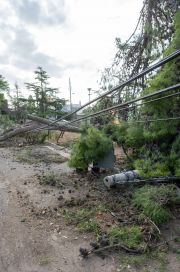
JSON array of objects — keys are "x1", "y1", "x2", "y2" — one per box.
[{"x1": 0, "y1": 67, "x2": 66, "y2": 124}]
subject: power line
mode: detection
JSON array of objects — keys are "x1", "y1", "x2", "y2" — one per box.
[
  {"x1": 27, "y1": 84, "x2": 180, "y2": 133},
  {"x1": 65, "y1": 83, "x2": 180, "y2": 125},
  {"x1": 56, "y1": 50, "x2": 180, "y2": 122},
  {"x1": 129, "y1": 116, "x2": 180, "y2": 123},
  {"x1": 67, "y1": 91, "x2": 180, "y2": 124},
  {"x1": 29, "y1": 50, "x2": 180, "y2": 131}
]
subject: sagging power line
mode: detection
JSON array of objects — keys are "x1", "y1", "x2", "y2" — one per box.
[
  {"x1": 29, "y1": 50, "x2": 180, "y2": 132},
  {"x1": 65, "y1": 84, "x2": 180, "y2": 126}
]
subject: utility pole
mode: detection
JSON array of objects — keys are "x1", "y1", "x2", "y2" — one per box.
[
  {"x1": 69, "y1": 78, "x2": 72, "y2": 112},
  {"x1": 87, "y1": 88, "x2": 92, "y2": 102},
  {"x1": 15, "y1": 82, "x2": 19, "y2": 111}
]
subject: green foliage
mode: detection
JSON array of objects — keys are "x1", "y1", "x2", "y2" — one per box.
[
  {"x1": 134, "y1": 147, "x2": 171, "y2": 177},
  {"x1": 105, "y1": 13, "x2": 180, "y2": 177},
  {"x1": 0, "y1": 115, "x2": 15, "y2": 130},
  {"x1": 105, "y1": 123, "x2": 128, "y2": 146},
  {"x1": 69, "y1": 127, "x2": 113, "y2": 170},
  {"x1": 132, "y1": 184, "x2": 179, "y2": 225},
  {"x1": 101, "y1": 1, "x2": 178, "y2": 101},
  {"x1": 109, "y1": 226, "x2": 143, "y2": 249},
  {"x1": 0, "y1": 75, "x2": 9, "y2": 116},
  {"x1": 25, "y1": 67, "x2": 65, "y2": 118},
  {"x1": 0, "y1": 75, "x2": 9, "y2": 92},
  {"x1": 170, "y1": 135, "x2": 180, "y2": 175},
  {"x1": 126, "y1": 126, "x2": 145, "y2": 148}
]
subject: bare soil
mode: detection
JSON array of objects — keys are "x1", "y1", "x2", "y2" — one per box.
[
  {"x1": 0, "y1": 146, "x2": 115, "y2": 272},
  {"x1": 0, "y1": 144, "x2": 179, "y2": 272}
]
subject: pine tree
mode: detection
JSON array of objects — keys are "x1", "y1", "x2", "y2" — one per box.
[
  {"x1": 101, "y1": 0, "x2": 179, "y2": 105},
  {"x1": 124, "y1": 12, "x2": 180, "y2": 177},
  {"x1": 25, "y1": 67, "x2": 65, "y2": 118}
]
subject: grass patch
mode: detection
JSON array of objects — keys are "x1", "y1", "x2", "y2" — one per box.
[
  {"x1": 132, "y1": 184, "x2": 180, "y2": 225},
  {"x1": 39, "y1": 256, "x2": 52, "y2": 266},
  {"x1": 109, "y1": 225, "x2": 143, "y2": 249},
  {"x1": 77, "y1": 220, "x2": 101, "y2": 235},
  {"x1": 118, "y1": 249, "x2": 168, "y2": 271},
  {"x1": 63, "y1": 208, "x2": 94, "y2": 225},
  {"x1": 63, "y1": 208, "x2": 101, "y2": 236}
]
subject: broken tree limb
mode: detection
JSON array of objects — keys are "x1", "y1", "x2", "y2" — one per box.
[{"x1": 80, "y1": 243, "x2": 144, "y2": 258}]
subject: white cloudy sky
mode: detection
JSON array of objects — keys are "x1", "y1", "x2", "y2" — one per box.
[{"x1": 0, "y1": 0, "x2": 143, "y2": 104}]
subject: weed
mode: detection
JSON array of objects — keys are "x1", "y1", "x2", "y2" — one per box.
[
  {"x1": 132, "y1": 184, "x2": 179, "y2": 225},
  {"x1": 39, "y1": 256, "x2": 52, "y2": 266},
  {"x1": 109, "y1": 225, "x2": 143, "y2": 249},
  {"x1": 39, "y1": 172, "x2": 57, "y2": 186},
  {"x1": 77, "y1": 220, "x2": 101, "y2": 235},
  {"x1": 17, "y1": 149, "x2": 40, "y2": 164}
]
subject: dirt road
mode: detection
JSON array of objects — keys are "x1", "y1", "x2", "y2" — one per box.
[{"x1": 0, "y1": 147, "x2": 115, "y2": 272}]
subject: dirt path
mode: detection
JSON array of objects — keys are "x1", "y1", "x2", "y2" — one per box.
[{"x1": 0, "y1": 147, "x2": 116, "y2": 272}]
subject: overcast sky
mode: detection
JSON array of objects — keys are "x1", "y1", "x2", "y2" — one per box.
[{"x1": 0, "y1": 0, "x2": 143, "y2": 104}]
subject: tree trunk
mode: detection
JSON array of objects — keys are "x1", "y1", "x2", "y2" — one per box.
[
  {"x1": 27, "y1": 114, "x2": 81, "y2": 133},
  {"x1": 0, "y1": 115, "x2": 81, "y2": 142}
]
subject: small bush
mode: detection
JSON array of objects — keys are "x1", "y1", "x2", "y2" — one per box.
[
  {"x1": 109, "y1": 226, "x2": 143, "y2": 249},
  {"x1": 40, "y1": 172, "x2": 57, "y2": 186},
  {"x1": 132, "y1": 184, "x2": 179, "y2": 225},
  {"x1": 69, "y1": 127, "x2": 113, "y2": 170}
]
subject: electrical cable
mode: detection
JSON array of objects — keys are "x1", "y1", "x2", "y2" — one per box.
[
  {"x1": 66, "y1": 91, "x2": 180, "y2": 125},
  {"x1": 32, "y1": 89, "x2": 180, "y2": 132},
  {"x1": 129, "y1": 116, "x2": 180, "y2": 123},
  {"x1": 28, "y1": 50, "x2": 180, "y2": 131},
  {"x1": 64, "y1": 83, "x2": 180, "y2": 126}
]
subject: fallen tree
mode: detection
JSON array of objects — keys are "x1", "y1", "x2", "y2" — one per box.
[
  {"x1": 0, "y1": 114, "x2": 81, "y2": 142},
  {"x1": 27, "y1": 114, "x2": 81, "y2": 133}
]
